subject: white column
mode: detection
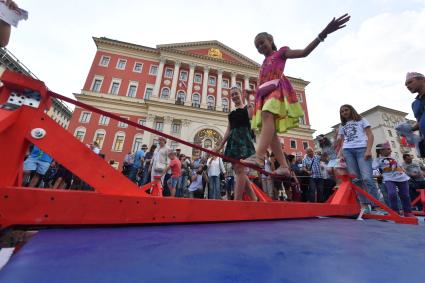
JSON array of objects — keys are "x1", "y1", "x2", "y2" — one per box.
[
  {"x1": 180, "y1": 119, "x2": 192, "y2": 156},
  {"x1": 230, "y1": 72, "x2": 237, "y2": 88},
  {"x1": 244, "y1": 75, "x2": 250, "y2": 91},
  {"x1": 143, "y1": 114, "x2": 155, "y2": 146},
  {"x1": 163, "y1": 116, "x2": 173, "y2": 136},
  {"x1": 230, "y1": 72, "x2": 237, "y2": 110},
  {"x1": 169, "y1": 61, "x2": 181, "y2": 101},
  {"x1": 185, "y1": 63, "x2": 195, "y2": 106},
  {"x1": 153, "y1": 58, "x2": 166, "y2": 98},
  {"x1": 201, "y1": 66, "x2": 210, "y2": 108},
  {"x1": 216, "y1": 69, "x2": 223, "y2": 111}
]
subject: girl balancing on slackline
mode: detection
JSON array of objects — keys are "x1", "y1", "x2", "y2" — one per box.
[{"x1": 241, "y1": 14, "x2": 351, "y2": 176}]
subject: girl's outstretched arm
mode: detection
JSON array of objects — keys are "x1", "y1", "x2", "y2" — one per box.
[{"x1": 284, "y1": 14, "x2": 350, "y2": 59}]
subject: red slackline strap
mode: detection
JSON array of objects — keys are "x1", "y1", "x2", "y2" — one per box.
[{"x1": 48, "y1": 91, "x2": 282, "y2": 178}]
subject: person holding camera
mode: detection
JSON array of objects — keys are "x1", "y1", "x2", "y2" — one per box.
[{"x1": 302, "y1": 148, "x2": 323, "y2": 202}]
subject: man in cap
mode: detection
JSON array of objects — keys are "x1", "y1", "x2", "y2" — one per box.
[{"x1": 128, "y1": 144, "x2": 147, "y2": 183}]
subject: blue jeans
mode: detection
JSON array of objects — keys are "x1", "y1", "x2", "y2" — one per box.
[
  {"x1": 343, "y1": 147, "x2": 379, "y2": 205},
  {"x1": 208, "y1": 176, "x2": 221, "y2": 199},
  {"x1": 308, "y1": 178, "x2": 324, "y2": 202},
  {"x1": 128, "y1": 165, "x2": 140, "y2": 183}
]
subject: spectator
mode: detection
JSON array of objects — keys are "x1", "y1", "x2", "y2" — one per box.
[
  {"x1": 129, "y1": 144, "x2": 147, "y2": 183},
  {"x1": 336, "y1": 104, "x2": 380, "y2": 213},
  {"x1": 188, "y1": 166, "x2": 206, "y2": 198},
  {"x1": 402, "y1": 153, "x2": 425, "y2": 210},
  {"x1": 302, "y1": 148, "x2": 323, "y2": 202},
  {"x1": 122, "y1": 152, "x2": 134, "y2": 176},
  {"x1": 150, "y1": 137, "x2": 170, "y2": 189},
  {"x1": 0, "y1": 0, "x2": 20, "y2": 47},
  {"x1": 162, "y1": 151, "x2": 181, "y2": 197},
  {"x1": 141, "y1": 144, "x2": 157, "y2": 185},
  {"x1": 23, "y1": 145, "x2": 53, "y2": 187},
  {"x1": 206, "y1": 155, "x2": 225, "y2": 200},
  {"x1": 373, "y1": 142, "x2": 414, "y2": 217}
]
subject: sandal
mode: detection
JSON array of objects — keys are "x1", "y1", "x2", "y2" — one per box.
[
  {"x1": 273, "y1": 166, "x2": 291, "y2": 177},
  {"x1": 240, "y1": 154, "x2": 265, "y2": 169}
]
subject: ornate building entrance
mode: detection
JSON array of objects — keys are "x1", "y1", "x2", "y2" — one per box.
[{"x1": 193, "y1": 129, "x2": 222, "y2": 157}]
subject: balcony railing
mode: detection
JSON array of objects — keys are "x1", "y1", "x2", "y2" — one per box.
[
  {"x1": 175, "y1": 98, "x2": 185, "y2": 105},
  {"x1": 207, "y1": 105, "x2": 216, "y2": 111},
  {"x1": 192, "y1": 103, "x2": 200, "y2": 108}
]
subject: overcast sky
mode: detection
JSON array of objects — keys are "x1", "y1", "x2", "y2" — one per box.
[{"x1": 6, "y1": 0, "x2": 425, "y2": 135}]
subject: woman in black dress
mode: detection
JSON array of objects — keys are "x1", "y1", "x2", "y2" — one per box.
[{"x1": 216, "y1": 87, "x2": 257, "y2": 201}]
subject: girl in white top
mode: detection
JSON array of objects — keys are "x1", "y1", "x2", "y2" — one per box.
[
  {"x1": 336, "y1": 104, "x2": 379, "y2": 213},
  {"x1": 206, "y1": 156, "x2": 226, "y2": 200}
]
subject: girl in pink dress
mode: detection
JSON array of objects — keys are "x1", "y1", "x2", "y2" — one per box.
[{"x1": 242, "y1": 14, "x2": 350, "y2": 176}]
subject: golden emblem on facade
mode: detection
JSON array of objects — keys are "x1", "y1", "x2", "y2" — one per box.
[{"x1": 207, "y1": 48, "x2": 223, "y2": 59}]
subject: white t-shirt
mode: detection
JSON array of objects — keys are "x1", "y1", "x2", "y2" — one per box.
[{"x1": 338, "y1": 118, "x2": 370, "y2": 149}]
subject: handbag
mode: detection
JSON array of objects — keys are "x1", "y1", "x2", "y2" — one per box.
[
  {"x1": 257, "y1": 79, "x2": 280, "y2": 98},
  {"x1": 154, "y1": 161, "x2": 167, "y2": 172}
]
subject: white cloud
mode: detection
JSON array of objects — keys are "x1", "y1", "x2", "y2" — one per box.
[{"x1": 305, "y1": 6, "x2": 425, "y2": 134}]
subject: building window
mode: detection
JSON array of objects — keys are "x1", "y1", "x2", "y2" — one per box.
[
  {"x1": 127, "y1": 82, "x2": 138, "y2": 98},
  {"x1": 290, "y1": 140, "x2": 297, "y2": 149},
  {"x1": 160, "y1": 88, "x2": 170, "y2": 99},
  {"x1": 149, "y1": 65, "x2": 158, "y2": 75},
  {"x1": 207, "y1": 96, "x2": 215, "y2": 110},
  {"x1": 164, "y1": 68, "x2": 173, "y2": 78},
  {"x1": 155, "y1": 121, "x2": 164, "y2": 132},
  {"x1": 249, "y1": 83, "x2": 255, "y2": 91},
  {"x1": 109, "y1": 80, "x2": 121, "y2": 95},
  {"x1": 176, "y1": 91, "x2": 185, "y2": 104},
  {"x1": 132, "y1": 135, "x2": 143, "y2": 152},
  {"x1": 133, "y1": 62, "x2": 143, "y2": 73},
  {"x1": 208, "y1": 76, "x2": 216, "y2": 86},
  {"x1": 91, "y1": 78, "x2": 103, "y2": 92},
  {"x1": 303, "y1": 141, "x2": 309, "y2": 150},
  {"x1": 222, "y1": 79, "x2": 229, "y2": 88},
  {"x1": 74, "y1": 127, "x2": 86, "y2": 141},
  {"x1": 222, "y1": 98, "x2": 229, "y2": 112},
  {"x1": 112, "y1": 132, "x2": 125, "y2": 152},
  {"x1": 299, "y1": 116, "x2": 305, "y2": 125},
  {"x1": 94, "y1": 130, "x2": 106, "y2": 149},
  {"x1": 194, "y1": 73, "x2": 202, "y2": 83},
  {"x1": 118, "y1": 117, "x2": 129, "y2": 128},
  {"x1": 192, "y1": 93, "x2": 200, "y2": 107},
  {"x1": 236, "y1": 81, "x2": 242, "y2": 89},
  {"x1": 296, "y1": 93, "x2": 303, "y2": 102},
  {"x1": 137, "y1": 119, "x2": 146, "y2": 130},
  {"x1": 170, "y1": 141, "x2": 178, "y2": 151},
  {"x1": 116, "y1": 59, "x2": 127, "y2": 70},
  {"x1": 388, "y1": 130, "x2": 393, "y2": 137},
  {"x1": 99, "y1": 56, "x2": 110, "y2": 67},
  {"x1": 79, "y1": 112, "x2": 91, "y2": 123},
  {"x1": 98, "y1": 115, "x2": 110, "y2": 125},
  {"x1": 180, "y1": 70, "x2": 188, "y2": 81},
  {"x1": 144, "y1": 85, "x2": 154, "y2": 100},
  {"x1": 172, "y1": 123, "x2": 181, "y2": 134}
]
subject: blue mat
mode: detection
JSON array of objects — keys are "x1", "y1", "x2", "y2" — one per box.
[{"x1": 1, "y1": 218, "x2": 424, "y2": 283}]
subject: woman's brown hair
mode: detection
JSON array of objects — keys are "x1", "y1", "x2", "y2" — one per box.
[{"x1": 340, "y1": 104, "x2": 362, "y2": 125}]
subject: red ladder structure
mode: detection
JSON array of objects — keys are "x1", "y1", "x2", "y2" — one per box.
[{"x1": 0, "y1": 67, "x2": 418, "y2": 229}]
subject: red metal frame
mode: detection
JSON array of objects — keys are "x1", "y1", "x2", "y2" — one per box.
[
  {"x1": 0, "y1": 68, "x2": 418, "y2": 229},
  {"x1": 411, "y1": 189, "x2": 425, "y2": 216}
]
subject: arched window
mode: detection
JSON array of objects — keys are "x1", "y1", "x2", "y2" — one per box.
[
  {"x1": 93, "y1": 129, "x2": 106, "y2": 149},
  {"x1": 112, "y1": 131, "x2": 126, "y2": 152},
  {"x1": 221, "y1": 98, "x2": 229, "y2": 112},
  {"x1": 132, "y1": 134, "x2": 144, "y2": 153},
  {"x1": 177, "y1": 91, "x2": 186, "y2": 101},
  {"x1": 160, "y1": 88, "x2": 170, "y2": 99},
  {"x1": 192, "y1": 93, "x2": 200, "y2": 108},
  {"x1": 74, "y1": 127, "x2": 86, "y2": 142},
  {"x1": 207, "y1": 95, "x2": 215, "y2": 110}
]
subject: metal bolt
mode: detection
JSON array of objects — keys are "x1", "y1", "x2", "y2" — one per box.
[{"x1": 31, "y1": 128, "x2": 46, "y2": 139}]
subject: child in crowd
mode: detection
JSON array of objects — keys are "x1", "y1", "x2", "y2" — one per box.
[
  {"x1": 373, "y1": 142, "x2": 414, "y2": 217},
  {"x1": 242, "y1": 14, "x2": 350, "y2": 176},
  {"x1": 162, "y1": 151, "x2": 181, "y2": 197}
]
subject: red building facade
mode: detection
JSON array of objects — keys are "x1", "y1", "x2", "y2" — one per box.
[{"x1": 68, "y1": 37, "x2": 315, "y2": 168}]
